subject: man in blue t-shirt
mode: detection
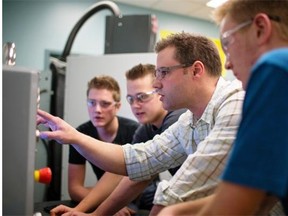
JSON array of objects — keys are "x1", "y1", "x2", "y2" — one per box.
[{"x1": 158, "y1": 1, "x2": 288, "y2": 215}]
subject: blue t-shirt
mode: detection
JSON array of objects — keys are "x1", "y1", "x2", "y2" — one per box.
[{"x1": 222, "y1": 48, "x2": 288, "y2": 214}]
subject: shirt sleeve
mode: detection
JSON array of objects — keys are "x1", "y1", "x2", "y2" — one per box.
[
  {"x1": 69, "y1": 143, "x2": 87, "y2": 164},
  {"x1": 123, "y1": 118, "x2": 189, "y2": 181},
  {"x1": 69, "y1": 127, "x2": 87, "y2": 164}
]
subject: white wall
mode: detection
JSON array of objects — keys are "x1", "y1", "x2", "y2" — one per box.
[
  {"x1": 3, "y1": 0, "x2": 219, "y2": 71},
  {"x1": 62, "y1": 53, "x2": 157, "y2": 199}
]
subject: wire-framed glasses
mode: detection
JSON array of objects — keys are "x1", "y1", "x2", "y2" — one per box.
[{"x1": 154, "y1": 63, "x2": 193, "y2": 80}]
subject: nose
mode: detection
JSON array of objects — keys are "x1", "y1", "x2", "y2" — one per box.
[
  {"x1": 130, "y1": 100, "x2": 141, "y2": 108},
  {"x1": 129, "y1": 99, "x2": 142, "y2": 110},
  {"x1": 225, "y1": 60, "x2": 232, "y2": 70},
  {"x1": 152, "y1": 78, "x2": 162, "y2": 90},
  {"x1": 224, "y1": 54, "x2": 232, "y2": 70},
  {"x1": 93, "y1": 103, "x2": 102, "y2": 112}
]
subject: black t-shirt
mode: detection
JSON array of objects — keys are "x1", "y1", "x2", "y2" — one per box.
[
  {"x1": 69, "y1": 116, "x2": 139, "y2": 180},
  {"x1": 132, "y1": 109, "x2": 186, "y2": 143}
]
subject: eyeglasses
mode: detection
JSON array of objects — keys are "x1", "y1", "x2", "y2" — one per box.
[
  {"x1": 221, "y1": 15, "x2": 281, "y2": 53},
  {"x1": 154, "y1": 63, "x2": 193, "y2": 80},
  {"x1": 126, "y1": 89, "x2": 158, "y2": 105},
  {"x1": 87, "y1": 99, "x2": 117, "y2": 109},
  {"x1": 221, "y1": 20, "x2": 253, "y2": 53}
]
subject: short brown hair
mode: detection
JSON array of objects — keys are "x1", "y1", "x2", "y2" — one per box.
[
  {"x1": 155, "y1": 32, "x2": 222, "y2": 77},
  {"x1": 87, "y1": 75, "x2": 121, "y2": 102},
  {"x1": 125, "y1": 64, "x2": 155, "y2": 81},
  {"x1": 213, "y1": 0, "x2": 288, "y2": 40}
]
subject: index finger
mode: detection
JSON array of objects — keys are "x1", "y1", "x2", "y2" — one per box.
[{"x1": 37, "y1": 109, "x2": 58, "y2": 123}]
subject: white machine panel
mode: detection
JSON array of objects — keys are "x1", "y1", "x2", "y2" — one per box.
[{"x1": 3, "y1": 66, "x2": 39, "y2": 215}]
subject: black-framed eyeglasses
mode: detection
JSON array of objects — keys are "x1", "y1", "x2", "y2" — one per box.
[
  {"x1": 154, "y1": 63, "x2": 193, "y2": 80},
  {"x1": 87, "y1": 99, "x2": 117, "y2": 109},
  {"x1": 126, "y1": 89, "x2": 158, "y2": 105}
]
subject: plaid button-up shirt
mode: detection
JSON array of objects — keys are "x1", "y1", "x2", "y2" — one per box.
[{"x1": 123, "y1": 77, "x2": 244, "y2": 206}]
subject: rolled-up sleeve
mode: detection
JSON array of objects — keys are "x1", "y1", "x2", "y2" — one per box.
[{"x1": 122, "y1": 114, "x2": 190, "y2": 180}]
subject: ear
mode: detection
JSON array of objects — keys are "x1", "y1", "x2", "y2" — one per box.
[
  {"x1": 192, "y1": 61, "x2": 204, "y2": 77},
  {"x1": 253, "y1": 13, "x2": 272, "y2": 45}
]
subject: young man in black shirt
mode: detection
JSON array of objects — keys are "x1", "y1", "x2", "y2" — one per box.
[{"x1": 68, "y1": 75, "x2": 139, "y2": 202}]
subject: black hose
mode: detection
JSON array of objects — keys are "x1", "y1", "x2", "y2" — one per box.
[
  {"x1": 60, "y1": 1, "x2": 121, "y2": 62},
  {"x1": 47, "y1": 1, "x2": 121, "y2": 201}
]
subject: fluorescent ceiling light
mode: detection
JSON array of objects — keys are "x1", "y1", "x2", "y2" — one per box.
[{"x1": 206, "y1": 0, "x2": 227, "y2": 8}]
